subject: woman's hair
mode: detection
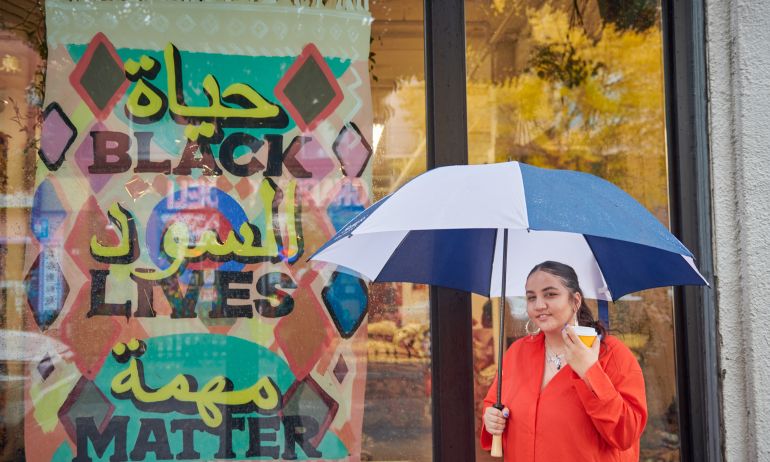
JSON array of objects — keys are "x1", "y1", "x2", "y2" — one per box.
[{"x1": 526, "y1": 261, "x2": 608, "y2": 338}]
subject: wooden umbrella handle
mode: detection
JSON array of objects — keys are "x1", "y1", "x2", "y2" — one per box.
[
  {"x1": 491, "y1": 434, "x2": 503, "y2": 457},
  {"x1": 490, "y1": 401, "x2": 505, "y2": 458}
]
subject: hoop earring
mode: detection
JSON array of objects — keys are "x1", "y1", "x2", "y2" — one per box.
[{"x1": 525, "y1": 319, "x2": 541, "y2": 336}]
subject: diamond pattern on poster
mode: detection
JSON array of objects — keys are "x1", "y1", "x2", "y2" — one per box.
[
  {"x1": 216, "y1": 175, "x2": 233, "y2": 193},
  {"x1": 201, "y1": 15, "x2": 220, "y2": 35},
  {"x1": 176, "y1": 14, "x2": 196, "y2": 33},
  {"x1": 29, "y1": 350, "x2": 81, "y2": 434},
  {"x1": 332, "y1": 123, "x2": 372, "y2": 177},
  {"x1": 68, "y1": 32, "x2": 129, "y2": 120},
  {"x1": 322, "y1": 271, "x2": 369, "y2": 339},
  {"x1": 57, "y1": 376, "x2": 115, "y2": 442},
  {"x1": 64, "y1": 195, "x2": 117, "y2": 277},
  {"x1": 275, "y1": 271, "x2": 334, "y2": 380},
  {"x1": 333, "y1": 354, "x2": 349, "y2": 384},
  {"x1": 37, "y1": 354, "x2": 55, "y2": 380},
  {"x1": 282, "y1": 374, "x2": 340, "y2": 448},
  {"x1": 39, "y1": 103, "x2": 77, "y2": 171},
  {"x1": 59, "y1": 285, "x2": 121, "y2": 379},
  {"x1": 251, "y1": 20, "x2": 268, "y2": 39},
  {"x1": 234, "y1": 177, "x2": 255, "y2": 199},
  {"x1": 25, "y1": 248, "x2": 70, "y2": 332},
  {"x1": 31, "y1": 178, "x2": 68, "y2": 244},
  {"x1": 285, "y1": 136, "x2": 337, "y2": 184},
  {"x1": 275, "y1": 43, "x2": 344, "y2": 132},
  {"x1": 73, "y1": 122, "x2": 114, "y2": 194}
]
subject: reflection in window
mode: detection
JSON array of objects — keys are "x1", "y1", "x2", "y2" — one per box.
[
  {"x1": 0, "y1": 1, "x2": 433, "y2": 461},
  {"x1": 1, "y1": 15, "x2": 44, "y2": 457},
  {"x1": 363, "y1": 2, "x2": 431, "y2": 461},
  {"x1": 465, "y1": 1, "x2": 679, "y2": 461}
]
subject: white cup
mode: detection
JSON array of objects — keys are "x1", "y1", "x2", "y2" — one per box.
[{"x1": 573, "y1": 326, "x2": 598, "y2": 347}]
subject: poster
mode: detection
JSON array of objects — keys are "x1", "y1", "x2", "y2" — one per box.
[{"x1": 24, "y1": 1, "x2": 373, "y2": 460}]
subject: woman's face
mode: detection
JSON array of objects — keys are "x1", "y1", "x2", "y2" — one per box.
[{"x1": 525, "y1": 270, "x2": 581, "y2": 335}]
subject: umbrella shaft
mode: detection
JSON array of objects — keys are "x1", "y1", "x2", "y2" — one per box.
[{"x1": 496, "y1": 229, "x2": 508, "y2": 407}]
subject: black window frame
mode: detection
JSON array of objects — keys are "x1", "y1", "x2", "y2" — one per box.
[
  {"x1": 424, "y1": 1, "x2": 476, "y2": 461},
  {"x1": 662, "y1": 0, "x2": 721, "y2": 460},
  {"x1": 423, "y1": 0, "x2": 720, "y2": 460}
]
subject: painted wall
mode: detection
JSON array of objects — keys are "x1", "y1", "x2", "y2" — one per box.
[{"x1": 705, "y1": 1, "x2": 770, "y2": 460}]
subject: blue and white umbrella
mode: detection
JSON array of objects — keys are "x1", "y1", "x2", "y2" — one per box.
[
  {"x1": 309, "y1": 161, "x2": 708, "y2": 457},
  {"x1": 309, "y1": 161, "x2": 708, "y2": 302}
]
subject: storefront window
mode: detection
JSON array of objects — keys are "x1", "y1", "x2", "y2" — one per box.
[
  {"x1": 364, "y1": 1, "x2": 431, "y2": 460},
  {"x1": 464, "y1": 1, "x2": 680, "y2": 461},
  {"x1": 0, "y1": 1, "x2": 429, "y2": 461},
  {"x1": 1, "y1": 23, "x2": 44, "y2": 461}
]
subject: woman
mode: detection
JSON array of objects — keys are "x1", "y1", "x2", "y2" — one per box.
[{"x1": 481, "y1": 261, "x2": 647, "y2": 461}]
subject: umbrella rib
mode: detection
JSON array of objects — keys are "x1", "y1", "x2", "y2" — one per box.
[{"x1": 488, "y1": 228, "x2": 499, "y2": 296}]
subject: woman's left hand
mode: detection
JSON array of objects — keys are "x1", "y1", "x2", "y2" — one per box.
[{"x1": 562, "y1": 325, "x2": 601, "y2": 378}]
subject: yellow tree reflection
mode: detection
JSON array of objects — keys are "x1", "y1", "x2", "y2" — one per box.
[{"x1": 470, "y1": 5, "x2": 669, "y2": 221}]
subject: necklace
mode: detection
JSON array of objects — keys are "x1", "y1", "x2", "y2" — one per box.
[{"x1": 546, "y1": 350, "x2": 565, "y2": 370}]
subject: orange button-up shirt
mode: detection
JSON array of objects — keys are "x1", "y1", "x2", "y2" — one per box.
[{"x1": 480, "y1": 333, "x2": 648, "y2": 461}]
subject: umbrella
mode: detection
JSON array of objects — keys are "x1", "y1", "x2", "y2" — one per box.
[{"x1": 308, "y1": 161, "x2": 708, "y2": 456}]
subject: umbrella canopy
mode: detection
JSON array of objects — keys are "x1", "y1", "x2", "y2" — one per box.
[{"x1": 309, "y1": 161, "x2": 708, "y2": 300}]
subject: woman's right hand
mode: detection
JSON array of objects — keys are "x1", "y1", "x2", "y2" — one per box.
[{"x1": 483, "y1": 406, "x2": 509, "y2": 435}]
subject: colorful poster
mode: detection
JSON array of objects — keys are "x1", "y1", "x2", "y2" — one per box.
[{"x1": 24, "y1": 1, "x2": 373, "y2": 460}]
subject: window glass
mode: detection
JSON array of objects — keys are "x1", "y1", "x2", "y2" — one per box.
[
  {"x1": 1, "y1": 23, "x2": 43, "y2": 461},
  {"x1": 365, "y1": 1, "x2": 431, "y2": 461},
  {"x1": 0, "y1": 1, "x2": 429, "y2": 461},
  {"x1": 464, "y1": 1, "x2": 680, "y2": 461}
]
